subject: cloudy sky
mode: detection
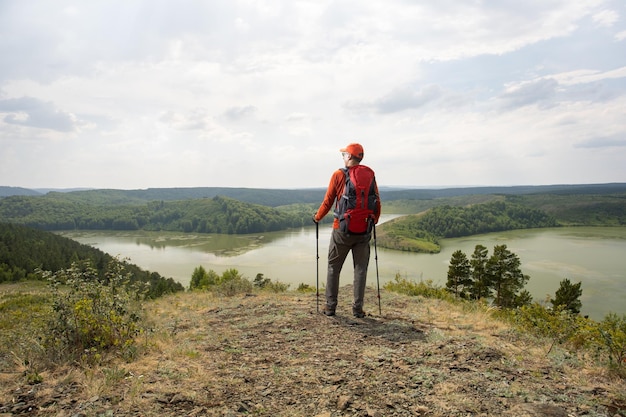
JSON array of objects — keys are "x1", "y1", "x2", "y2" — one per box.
[{"x1": 1, "y1": 1, "x2": 625, "y2": 190}]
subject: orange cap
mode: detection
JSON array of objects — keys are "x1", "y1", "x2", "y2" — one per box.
[{"x1": 340, "y1": 143, "x2": 364, "y2": 159}]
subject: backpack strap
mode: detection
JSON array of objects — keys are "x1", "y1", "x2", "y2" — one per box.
[{"x1": 336, "y1": 167, "x2": 350, "y2": 206}]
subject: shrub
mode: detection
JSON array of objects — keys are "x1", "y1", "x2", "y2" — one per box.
[
  {"x1": 508, "y1": 303, "x2": 586, "y2": 354},
  {"x1": 253, "y1": 273, "x2": 290, "y2": 293},
  {"x1": 41, "y1": 260, "x2": 146, "y2": 365},
  {"x1": 594, "y1": 313, "x2": 626, "y2": 370},
  {"x1": 214, "y1": 268, "x2": 253, "y2": 296},
  {"x1": 189, "y1": 266, "x2": 219, "y2": 290},
  {"x1": 253, "y1": 273, "x2": 271, "y2": 288},
  {"x1": 383, "y1": 273, "x2": 452, "y2": 301},
  {"x1": 296, "y1": 283, "x2": 316, "y2": 293}
]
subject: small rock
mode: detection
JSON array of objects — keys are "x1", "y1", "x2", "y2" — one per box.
[
  {"x1": 337, "y1": 395, "x2": 351, "y2": 410},
  {"x1": 366, "y1": 406, "x2": 382, "y2": 417},
  {"x1": 414, "y1": 405, "x2": 429, "y2": 415},
  {"x1": 170, "y1": 393, "x2": 186, "y2": 404}
]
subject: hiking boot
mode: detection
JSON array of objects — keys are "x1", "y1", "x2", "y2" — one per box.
[
  {"x1": 321, "y1": 306, "x2": 336, "y2": 316},
  {"x1": 353, "y1": 308, "x2": 366, "y2": 318}
]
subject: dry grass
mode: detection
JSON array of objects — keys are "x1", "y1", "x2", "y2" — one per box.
[{"x1": 1, "y1": 286, "x2": 625, "y2": 416}]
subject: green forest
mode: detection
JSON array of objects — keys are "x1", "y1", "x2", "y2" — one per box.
[
  {"x1": 1, "y1": 184, "x2": 625, "y2": 237},
  {"x1": 376, "y1": 200, "x2": 559, "y2": 253},
  {"x1": 0, "y1": 195, "x2": 312, "y2": 233},
  {"x1": 0, "y1": 223, "x2": 183, "y2": 297}
]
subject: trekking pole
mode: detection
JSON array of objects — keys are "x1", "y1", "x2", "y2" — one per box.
[
  {"x1": 372, "y1": 222, "x2": 381, "y2": 315},
  {"x1": 316, "y1": 220, "x2": 319, "y2": 313}
]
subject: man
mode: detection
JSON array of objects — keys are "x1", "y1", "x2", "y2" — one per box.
[{"x1": 313, "y1": 143, "x2": 381, "y2": 317}]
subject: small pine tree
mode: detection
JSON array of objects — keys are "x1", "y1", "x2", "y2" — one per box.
[
  {"x1": 446, "y1": 250, "x2": 471, "y2": 298},
  {"x1": 550, "y1": 278, "x2": 583, "y2": 315},
  {"x1": 469, "y1": 244, "x2": 490, "y2": 300},
  {"x1": 486, "y1": 244, "x2": 530, "y2": 308}
]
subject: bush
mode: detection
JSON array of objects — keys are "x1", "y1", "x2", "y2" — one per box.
[
  {"x1": 383, "y1": 273, "x2": 452, "y2": 301},
  {"x1": 189, "y1": 266, "x2": 220, "y2": 290},
  {"x1": 214, "y1": 268, "x2": 253, "y2": 296},
  {"x1": 297, "y1": 283, "x2": 316, "y2": 293},
  {"x1": 253, "y1": 273, "x2": 290, "y2": 293},
  {"x1": 594, "y1": 313, "x2": 626, "y2": 370},
  {"x1": 41, "y1": 260, "x2": 146, "y2": 365},
  {"x1": 508, "y1": 303, "x2": 587, "y2": 354}
]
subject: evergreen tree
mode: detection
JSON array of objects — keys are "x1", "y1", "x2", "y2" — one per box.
[
  {"x1": 469, "y1": 244, "x2": 490, "y2": 300},
  {"x1": 486, "y1": 244, "x2": 530, "y2": 308},
  {"x1": 550, "y1": 278, "x2": 583, "y2": 314},
  {"x1": 446, "y1": 250, "x2": 471, "y2": 298},
  {"x1": 190, "y1": 265, "x2": 209, "y2": 290}
]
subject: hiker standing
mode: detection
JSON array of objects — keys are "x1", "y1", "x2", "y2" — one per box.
[{"x1": 313, "y1": 143, "x2": 381, "y2": 317}]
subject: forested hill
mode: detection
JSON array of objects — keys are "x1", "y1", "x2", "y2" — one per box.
[
  {"x1": 3, "y1": 183, "x2": 626, "y2": 205},
  {"x1": 0, "y1": 195, "x2": 309, "y2": 233},
  {"x1": 2, "y1": 187, "x2": 327, "y2": 207},
  {"x1": 0, "y1": 183, "x2": 624, "y2": 234},
  {"x1": 0, "y1": 186, "x2": 42, "y2": 197},
  {"x1": 0, "y1": 222, "x2": 183, "y2": 296}
]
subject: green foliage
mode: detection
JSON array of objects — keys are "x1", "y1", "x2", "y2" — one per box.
[
  {"x1": 487, "y1": 244, "x2": 530, "y2": 308},
  {"x1": 253, "y1": 273, "x2": 271, "y2": 288},
  {"x1": 595, "y1": 313, "x2": 626, "y2": 369},
  {"x1": 252, "y1": 273, "x2": 290, "y2": 292},
  {"x1": 0, "y1": 222, "x2": 184, "y2": 296},
  {"x1": 0, "y1": 285, "x2": 51, "y2": 373},
  {"x1": 508, "y1": 303, "x2": 586, "y2": 354},
  {"x1": 188, "y1": 267, "x2": 254, "y2": 296},
  {"x1": 215, "y1": 269, "x2": 254, "y2": 296},
  {"x1": 550, "y1": 279, "x2": 583, "y2": 314},
  {"x1": 469, "y1": 245, "x2": 490, "y2": 300},
  {"x1": 0, "y1": 195, "x2": 309, "y2": 234},
  {"x1": 511, "y1": 193, "x2": 626, "y2": 226},
  {"x1": 445, "y1": 244, "x2": 531, "y2": 308},
  {"x1": 296, "y1": 283, "x2": 316, "y2": 293},
  {"x1": 497, "y1": 302, "x2": 625, "y2": 373},
  {"x1": 41, "y1": 259, "x2": 146, "y2": 365},
  {"x1": 383, "y1": 273, "x2": 452, "y2": 301},
  {"x1": 411, "y1": 200, "x2": 558, "y2": 238},
  {"x1": 189, "y1": 265, "x2": 219, "y2": 290},
  {"x1": 376, "y1": 200, "x2": 557, "y2": 252},
  {"x1": 375, "y1": 217, "x2": 441, "y2": 253},
  {"x1": 446, "y1": 250, "x2": 471, "y2": 298}
]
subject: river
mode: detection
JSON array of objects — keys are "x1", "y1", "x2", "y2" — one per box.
[{"x1": 57, "y1": 217, "x2": 626, "y2": 321}]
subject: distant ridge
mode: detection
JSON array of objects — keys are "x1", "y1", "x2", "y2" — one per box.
[
  {"x1": 381, "y1": 183, "x2": 626, "y2": 201},
  {"x1": 2, "y1": 183, "x2": 626, "y2": 206},
  {"x1": 0, "y1": 186, "x2": 42, "y2": 197}
]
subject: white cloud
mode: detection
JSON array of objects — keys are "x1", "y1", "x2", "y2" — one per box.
[
  {"x1": 592, "y1": 9, "x2": 619, "y2": 27},
  {"x1": 0, "y1": 0, "x2": 625, "y2": 189}
]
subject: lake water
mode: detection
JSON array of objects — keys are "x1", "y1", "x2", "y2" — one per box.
[{"x1": 58, "y1": 217, "x2": 626, "y2": 321}]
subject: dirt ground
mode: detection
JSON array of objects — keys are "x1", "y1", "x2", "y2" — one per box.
[{"x1": 1, "y1": 287, "x2": 625, "y2": 416}]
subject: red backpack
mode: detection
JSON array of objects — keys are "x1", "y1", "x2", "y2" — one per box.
[{"x1": 334, "y1": 165, "x2": 378, "y2": 234}]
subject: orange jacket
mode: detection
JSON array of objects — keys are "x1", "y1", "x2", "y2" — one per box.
[{"x1": 314, "y1": 166, "x2": 381, "y2": 228}]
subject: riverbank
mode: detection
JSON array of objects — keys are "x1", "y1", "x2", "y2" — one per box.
[
  {"x1": 2, "y1": 286, "x2": 624, "y2": 416},
  {"x1": 58, "y1": 226, "x2": 626, "y2": 321}
]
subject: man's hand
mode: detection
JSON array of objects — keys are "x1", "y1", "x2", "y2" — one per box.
[{"x1": 312, "y1": 214, "x2": 318, "y2": 224}]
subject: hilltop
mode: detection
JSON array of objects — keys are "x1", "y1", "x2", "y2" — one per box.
[{"x1": 1, "y1": 286, "x2": 624, "y2": 416}]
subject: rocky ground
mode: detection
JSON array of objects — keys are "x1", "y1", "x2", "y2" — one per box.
[{"x1": 1, "y1": 287, "x2": 625, "y2": 416}]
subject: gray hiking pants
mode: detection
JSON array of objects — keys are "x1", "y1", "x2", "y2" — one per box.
[{"x1": 325, "y1": 228, "x2": 371, "y2": 312}]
